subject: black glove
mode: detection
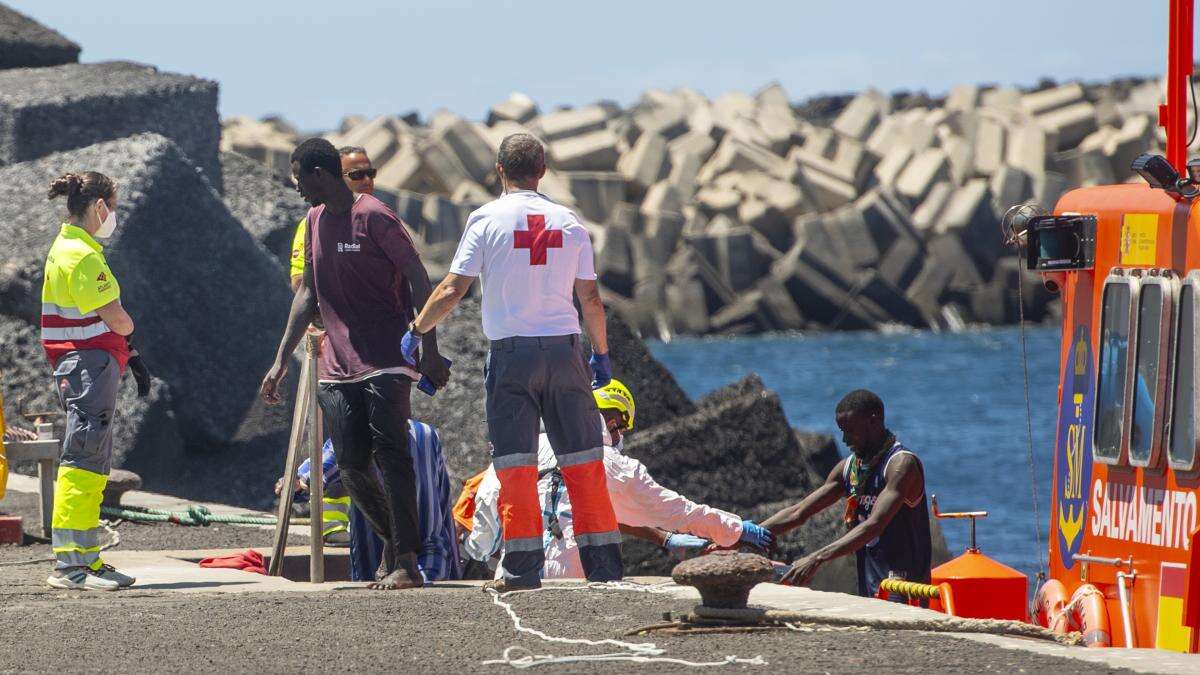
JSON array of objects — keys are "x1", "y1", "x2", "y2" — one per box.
[{"x1": 126, "y1": 334, "x2": 151, "y2": 398}]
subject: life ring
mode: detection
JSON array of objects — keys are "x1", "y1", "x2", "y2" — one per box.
[
  {"x1": 1034, "y1": 578, "x2": 1070, "y2": 632},
  {"x1": 1034, "y1": 580, "x2": 1111, "y2": 648}
]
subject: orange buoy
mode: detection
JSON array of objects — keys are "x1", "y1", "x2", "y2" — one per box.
[{"x1": 931, "y1": 550, "x2": 1028, "y2": 621}]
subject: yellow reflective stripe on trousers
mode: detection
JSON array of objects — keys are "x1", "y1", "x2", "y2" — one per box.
[
  {"x1": 52, "y1": 466, "x2": 107, "y2": 530},
  {"x1": 52, "y1": 466, "x2": 107, "y2": 569},
  {"x1": 322, "y1": 496, "x2": 350, "y2": 535}
]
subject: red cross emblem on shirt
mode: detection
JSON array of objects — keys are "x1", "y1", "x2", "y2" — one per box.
[{"x1": 513, "y1": 214, "x2": 562, "y2": 265}]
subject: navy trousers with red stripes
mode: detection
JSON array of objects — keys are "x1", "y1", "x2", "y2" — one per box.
[{"x1": 486, "y1": 335, "x2": 622, "y2": 585}]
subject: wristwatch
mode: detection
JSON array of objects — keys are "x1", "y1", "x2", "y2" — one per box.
[{"x1": 408, "y1": 321, "x2": 424, "y2": 338}]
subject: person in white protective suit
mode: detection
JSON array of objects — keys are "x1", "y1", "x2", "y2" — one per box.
[{"x1": 463, "y1": 379, "x2": 775, "y2": 578}]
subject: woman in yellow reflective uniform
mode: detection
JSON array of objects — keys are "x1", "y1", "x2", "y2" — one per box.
[{"x1": 41, "y1": 172, "x2": 149, "y2": 591}]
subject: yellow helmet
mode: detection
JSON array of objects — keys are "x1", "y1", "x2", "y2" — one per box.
[{"x1": 594, "y1": 378, "x2": 636, "y2": 431}]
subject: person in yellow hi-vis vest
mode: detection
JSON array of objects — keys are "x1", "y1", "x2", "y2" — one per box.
[{"x1": 41, "y1": 171, "x2": 151, "y2": 591}]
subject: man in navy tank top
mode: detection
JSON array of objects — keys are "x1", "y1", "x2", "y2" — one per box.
[{"x1": 761, "y1": 389, "x2": 931, "y2": 598}]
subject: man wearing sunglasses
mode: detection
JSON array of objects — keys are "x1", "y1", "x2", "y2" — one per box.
[
  {"x1": 340, "y1": 145, "x2": 377, "y2": 195},
  {"x1": 289, "y1": 146, "x2": 377, "y2": 291}
]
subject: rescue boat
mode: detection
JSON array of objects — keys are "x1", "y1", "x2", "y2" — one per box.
[
  {"x1": 892, "y1": 0, "x2": 1200, "y2": 652},
  {"x1": 1029, "y1": 0, "x2": 1199, "y2": 652}
]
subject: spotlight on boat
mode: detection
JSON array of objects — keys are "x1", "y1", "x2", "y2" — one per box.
[
  {"x1": 1000, "y1": 202, "x2": 1047, "y2": 247},
  {"x1": 1131, "y1": 153, "x2": 1197, "y2": 197}
]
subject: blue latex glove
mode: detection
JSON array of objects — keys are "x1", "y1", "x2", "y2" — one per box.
[
  {"x1": 664, "y1": 533, "x2": 708, "y2": 552},
  {"x1": 589, "y1": 351, "x2": 612, "y2": 388},
  {"x1": 400, "y1": 329, "x2": 422, "y2": 366},
  {"x1": 740, "y1": 520, "x2": 774, "y2": 550}
]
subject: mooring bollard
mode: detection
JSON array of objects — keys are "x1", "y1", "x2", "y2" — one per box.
[{"x1": 671, "y1": 551, "x2": 775, "y2": 609}]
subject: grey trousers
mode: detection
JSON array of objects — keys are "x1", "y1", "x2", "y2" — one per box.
[
  {"x1": 50, "y1": 349, "x2": 119, "y2": 570},
  {"x1": 53, "y1": 350, "x2": 119, "y2": 476}
]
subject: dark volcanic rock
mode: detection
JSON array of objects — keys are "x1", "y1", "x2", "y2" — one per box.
[
  {"x1": 409, "y1": 298, "x2": 490, "y2": 488},
  {"x1": 795, "y1": 429, "x2": 841, "y2": 477},
  {"x1": 0, "y1": 134, "x2": 296, "y2": 504},
  {"x1": 625, "y1": 380, "x2": 825, "y2": 512},
  {"x1": 586, "y1": 306, "x2": 695, "y2": 431},
  {"x1": 0, "y1": 4, "x2": 80, "y2": 69},
  {"x1": 0, "y1": 61, "x2": 221, "y2": 185},
  {"x1": 793, "y1": 93, "x2": 856, "y2": 126},
  {"x1": 221, "y1": 150, "x2": 308, "y2": 271}
]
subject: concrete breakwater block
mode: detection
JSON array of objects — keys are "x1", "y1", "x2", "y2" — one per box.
[
  {"x1": 221, "y1": 151, "x2": 309, "y2": 271},
  {"x1": 0, "y1": 135, "x2": 293, "y2": 477},
  {"x1": 624, "y1": 379, "x2": 826, "y2": 516},
  {"x1": 565, "y1": 171, "x2": 625, "y2": 223},
  {"x1": 221, "y1": 117, "x2": 295, "y2": 177},
  {"x1": 487, "y1": 91, "x2": 538, "y2": 126},
  {"x1": 436, "y1": 117, "x2": 495, "y2": 187},
  {"x1": 0, "y1": 62, "x2": 221, "y2": 185},
  {"x1": 550, "y1": 129, "x2": 621, "y2": 172},
  {"x1": 534, "y1": 105, "x2": 610, "y2": 142},
  {"x1": 0, "y1": 4, "x2": 80, "y2": 69}
]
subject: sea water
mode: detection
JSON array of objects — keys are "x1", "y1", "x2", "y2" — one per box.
[{"x1": 649, "y1": 325, "x2": 1061, "y2": 580}]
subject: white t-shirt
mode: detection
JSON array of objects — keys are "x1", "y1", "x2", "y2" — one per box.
[{"x1": 449, "y1": 190, "x2": 596, "y2": 340}]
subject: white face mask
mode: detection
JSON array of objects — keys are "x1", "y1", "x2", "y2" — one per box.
[{"x1": 94, "y1": 201, "x2": 117, "y2": 239}]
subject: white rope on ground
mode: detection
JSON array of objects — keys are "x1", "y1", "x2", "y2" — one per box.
[
  {"x1": 99, "y1": 519, "x2": 121, "y2": 552},
  {"x1": 483, "y1": 581, "x2": 767, "y2": 669},
  {"x1": 483, "y1": 646, "x2": 767, "y2": 669}
]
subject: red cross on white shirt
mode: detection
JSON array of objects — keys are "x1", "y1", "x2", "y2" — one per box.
[{"x1": 513, "y1": 214, "x2": 563, "y2": 265}]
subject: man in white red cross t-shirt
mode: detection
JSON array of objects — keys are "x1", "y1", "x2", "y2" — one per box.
[{"x1": 404, "y1": 133, "x2": 622, "y2": 590}]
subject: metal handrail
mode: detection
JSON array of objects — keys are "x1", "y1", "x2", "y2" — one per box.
[
  {"x1": 931, "y1": 495, "x2": 988, "y2": 552},
  {"x1": 1074, "y1": 553, "x2": 1133, "y2": 568}
]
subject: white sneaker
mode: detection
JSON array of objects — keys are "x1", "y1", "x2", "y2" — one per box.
[
  {"x1": 93, "y1": 564, "x2": 136, "y2": 588},
  {"x1": 46, "y1": 567, "x2": 119, "y2": 591}
]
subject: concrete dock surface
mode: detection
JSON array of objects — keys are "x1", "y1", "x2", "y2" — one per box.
[{"x1": 2, "y1": 480, "x2": 1196, "y2": 673}]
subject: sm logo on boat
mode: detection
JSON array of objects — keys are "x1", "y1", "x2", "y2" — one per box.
[{"x1": 1056, "y1": 326, "x2": 1094, "y2": 568}]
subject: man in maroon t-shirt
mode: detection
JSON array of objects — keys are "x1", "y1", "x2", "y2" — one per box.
[{"x1": 260, "y1": 138, "x2": 449, "y2": 590}]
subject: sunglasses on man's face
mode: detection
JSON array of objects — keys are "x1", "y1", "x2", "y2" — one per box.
[{"x1": 344, "y1": 168, "x2": 377, "y2": 181}]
